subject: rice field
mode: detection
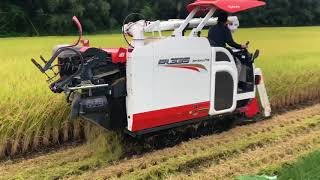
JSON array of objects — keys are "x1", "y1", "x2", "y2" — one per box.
[
  {"x1": 0, "y1": 34, "x2": 126, "y2": 158},
  {"x1": 1, "y1": 103, "x2": 320, "y2": 179},
  {"x1": 0, "y1": 26, "x2": 320, "y2": 159}
]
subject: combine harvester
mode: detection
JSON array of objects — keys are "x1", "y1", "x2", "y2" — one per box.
[{"x1": 32, "y1": 0, "x2": 271, "y2": 136}]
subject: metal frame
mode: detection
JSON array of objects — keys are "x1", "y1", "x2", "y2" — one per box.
[
  {"x1": 68, "y1": 84, "x2": 109, "y2": 91},
  {"x1": 173, "y1": 7, "x2": 200, "y2": 37},
  {"x1": 190, "y1": 7, "x2": 216, "y2": 37}
]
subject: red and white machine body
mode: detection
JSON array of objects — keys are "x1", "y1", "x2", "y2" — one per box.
[
  {"x1": 33, "y1": 0, "x2": 270, "y2": 135},
  {"x1": 124, "y1": 0, "x2": 270, "y2": 133}
]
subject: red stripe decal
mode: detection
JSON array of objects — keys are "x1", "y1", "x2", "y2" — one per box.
[
  {"x1": 166, "y1": 66, "x2": 200, "y2": 72},
  {"x1": 132, "y1": 102, "x2": 210, "y2": 132},
  {"x1": 163, "y1": 64, "x2": 207, "y2": 72}
]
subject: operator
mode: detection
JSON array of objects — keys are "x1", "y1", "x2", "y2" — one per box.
[
  {"x1": 208, "y1": 12, "x2": 250, "y2": 77},
  {"x1": 208, "y1": 12, "x2": 247, "y2": 50}
]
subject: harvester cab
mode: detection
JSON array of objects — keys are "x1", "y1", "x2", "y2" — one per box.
[{"x1": 32, "y1": 0, "x2": 271, "y2": 136}]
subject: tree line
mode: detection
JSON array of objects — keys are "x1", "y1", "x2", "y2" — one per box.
[{"x1": 0, "y1": 0, "x2": 320, "y2": 36}]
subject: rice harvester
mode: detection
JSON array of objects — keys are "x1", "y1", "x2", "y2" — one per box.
[{"x1": 32, "y1": 0, "x2": 271, "y2": 136}]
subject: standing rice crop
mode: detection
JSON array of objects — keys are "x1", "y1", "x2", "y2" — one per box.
[{"x1": 0, "y1": 27, "x2": 320, "y2": 158}]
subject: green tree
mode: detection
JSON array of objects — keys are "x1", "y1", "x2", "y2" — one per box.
[{"x1": 0, "y1": 0, "x2": 320, "y2": 36}]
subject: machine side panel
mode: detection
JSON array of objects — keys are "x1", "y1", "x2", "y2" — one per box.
[
  {"x1": 129, "y1": 37, "x2": 212, "y2": 132},
  {"x1": 126, "y1": 45, "x2": 155, "y2": 131},
  {"x1": 153, "y1": 37, "x2": 212, "y2": 109}
]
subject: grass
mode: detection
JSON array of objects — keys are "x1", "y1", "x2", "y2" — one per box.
[
  {"x1": 241, "y1": 150, "x2": 320, "y2": 180},
  {"x1": 0, "y1": 27, "x2": 320, "y2": 158},
  {"x1": 277, "y1": 151, "x2": 320, "y2": 180}
]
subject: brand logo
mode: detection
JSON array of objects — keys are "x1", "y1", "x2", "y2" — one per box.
[
  {"x1": 228, "y1": 5, "x2": 241, "y2": 9},
  {"x1": 158, "y1": 57, "x2": 207, "y2": 72},
  {"x1": 159, "y1": 57, "x2": 190, "y2": 65}
]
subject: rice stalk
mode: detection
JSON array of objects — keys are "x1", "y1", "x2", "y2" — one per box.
[{"x1": 0, "y1": 27, "x2": 320, "y2": 158}]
